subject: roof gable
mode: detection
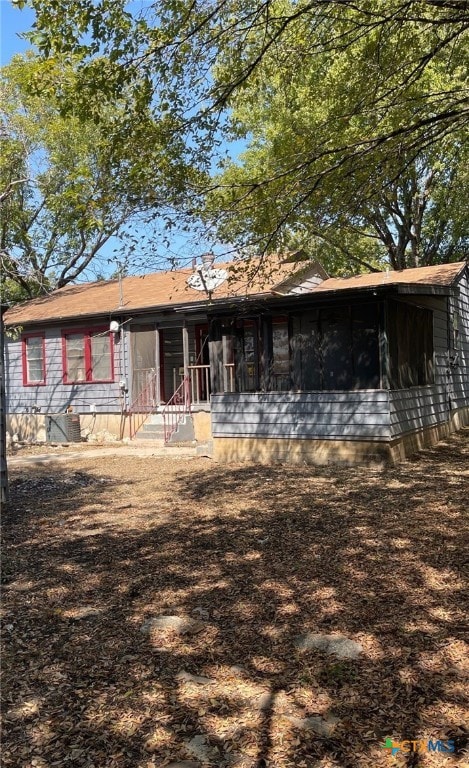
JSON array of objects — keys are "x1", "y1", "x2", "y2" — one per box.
[{"x1": 271, "y1": 259, "x2": 329, "y2": 296}]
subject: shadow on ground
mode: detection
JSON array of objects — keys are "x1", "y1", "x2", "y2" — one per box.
[{"x1": 2, "y1": 430, "x2": 468, "y2": 767}]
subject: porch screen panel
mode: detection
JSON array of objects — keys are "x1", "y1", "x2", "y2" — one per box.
[
  {"x1": 417, "y1": 309, "x2": 434, "y2": 384},
  {"x1": 398, "y1": 305, "x2": 416, "y2": 387},
  {"x1": 222, "y1": 326, "x2": 235, "y2": 392},
  {"x1": 131, "y1": 328, "x2": 156, "y2": 402},
  {"x1": 233, "y1": 320, "x2": 259, "y2": 392},
  {"x1": 290, "y1": 312, "x2": 321, "y2": 390},
  {"x1": 272, "y1": 317, "x2": 290, "y2": 391},
  {"x1": 388, "y1": 301, "x2": 434, "y2": 388},
  {"x1": 243, "y1": 322, "x2": 259, "y2": 391},
  {"x1": 163, "y1": 327, "x2": 183, "y2": 400},
  {"x1": 351, "y1": 303, "x2": 380, "y2": 388},
  {"x1": 66, "y1": 334, "x2": 86, "y2": 382},
  {"x1": 321, "y1": 307, "x2": 353, "y2": 390}
]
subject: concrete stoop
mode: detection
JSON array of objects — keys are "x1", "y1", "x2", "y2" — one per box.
[
  {"x1": 167, "y1": 415, "x2": 196, "y2": 445},
  {"x1": 136, "y1": 413, "x2": 164, "y2": 441},
  {"x1": 135, "y1": 413, "x2": 196, "y2": 447}
]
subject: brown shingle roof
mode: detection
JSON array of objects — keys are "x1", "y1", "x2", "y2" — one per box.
[
  {"x1": 313, "y1": 261, "x2": 466, "y2": 292},
  {"x1": 4, "y1": 256, "x2": 308, "y2": 326},
  {"x1": 4, "y1": 259, "x2": 466, "y2": 326}
]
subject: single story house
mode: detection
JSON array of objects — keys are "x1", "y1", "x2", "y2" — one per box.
[{"x1": 3, "y1": 254, "x2": 469, "y2": 463}]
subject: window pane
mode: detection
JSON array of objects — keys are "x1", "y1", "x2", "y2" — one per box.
[
  {"x1": 28, "y1": 360, "x2": 44, "y2": 381},
  {"x1": 66, "y1": 334, "x2": 86, "y2": 381},
  {"x1": 91, "y1": 335, "x2": 112, "y2": 380},
  {"x1": 27, "y1": 336, "x2": 42, "y2": 354},
  {"x1": 26, "y1": 337, "x2": 44, "y2": 382}
]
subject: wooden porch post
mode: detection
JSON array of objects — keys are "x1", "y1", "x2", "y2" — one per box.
[
  {"x1": 155, "y1": 326, "x2": 161, "y2": 405},
  {"x1": 209, "y1": 318, "x2": 224, "y2": 395},
  {"x1": 379, "y1": 300, "x2": 390, "y2": 389},
  {"x1": 222, "y1": 332, "x2": 230, "y2": 392},
  {"x1": 0, "y1": 305, "x2": 8, "y2": 504},
  {"x1": 182, "y1": 321, "x2": 190, "y2": 381},
  {"x1": 261, "y1": 316, "x2": 273, "y2": 392},
  {"x1": 233, "y1": 324, "x2": 245, "y2": 392}
]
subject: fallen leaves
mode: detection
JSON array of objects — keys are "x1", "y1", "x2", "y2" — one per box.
[{"x1": 1, "y1": 430, "x2": 468, "y2": 767}]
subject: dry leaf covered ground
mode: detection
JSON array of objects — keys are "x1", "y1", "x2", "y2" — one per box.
[{"x1": 2, "y1": 431, "x2": 468, "y2": 768}]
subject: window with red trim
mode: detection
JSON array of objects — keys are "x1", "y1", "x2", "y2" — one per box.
[
  {"x1": 22, "y1": 333, "x2": 46, "y2": 385},
  {"x1": 62, "y1": 329, "x2": 114, "y2": 383}
]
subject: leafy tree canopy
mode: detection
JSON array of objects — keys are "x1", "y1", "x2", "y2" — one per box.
[
  {"x1": 207, "y1": 1, "x2": 468, "y2": 270},
  {"x1": 13, "y1": 0, "x2": 469, "y2": 272},
  {"x1": 0, "y1": 52, "x2": 203, "y2": 303}
]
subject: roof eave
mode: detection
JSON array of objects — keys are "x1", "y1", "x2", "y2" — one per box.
[
  {"x1": 5, "y1": 269, "x2": 462, "y2": 328},
  {"x1": 3, "y1": 291, "x2": 276, "y2": 328},
  {"x1": 396, "y1": 284, "x2": 453, "y2": 296}
]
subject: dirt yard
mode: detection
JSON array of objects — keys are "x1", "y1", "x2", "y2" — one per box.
[{"x1": 2, "y1": 431, "x2": 468, "y2": 768}]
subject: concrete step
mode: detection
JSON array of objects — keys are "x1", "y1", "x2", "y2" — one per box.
[
  {"x1": 164, "y1": 441, "x2": 197, "y2": 448},
  {"x1": 142, "y1": 422, "x2": 165, "y2": 433},
  {"x1": 145, "y1": 413, "x2": 164, "y2": 426},
  {"x1": 167, "y1": 414, "x2": 195, "y2": 444},
  {"x1": 136, "y1": 430, "x2": 165, "y2": 440},
  {"x1": 135, "y1": 413, "x2": 195, "y2": 443}
]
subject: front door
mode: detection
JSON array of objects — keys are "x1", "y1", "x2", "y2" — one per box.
[{"x1": 130, "y1": 326, "x2": 164, "y2": 407}]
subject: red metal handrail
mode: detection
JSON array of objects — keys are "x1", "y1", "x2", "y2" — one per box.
[{"x1": 162, "y1": 376, "x2": 191, "y2": 443}]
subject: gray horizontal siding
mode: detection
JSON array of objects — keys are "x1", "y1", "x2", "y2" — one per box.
[
  {"x1": 390, "y1": 272, "x2": 469, "y2": 437},
  {"x1": 450, "y1": 272, "x2": 469, "y2": 410},
  {"x1": 211, "y1": 391, "x2": 391, "y2": 441},
  {"x1": 390, "y1": 385, "x2": 448, "y2": 437},
  {"x1": 217, "y1": 391, "x2": 390, "y2": 404},
  {"x1": 286, "y1": 275, "x2": 325, "y2": 294},
  {"x1": 431, "y1": 302, "x2": 449, "y2": 385},
  {"x1": 389, "y1": 294, "x2": 452, "y2": 437},
  {"x1": 5, "y1": 326, "x2": 123, "y2": 414}
]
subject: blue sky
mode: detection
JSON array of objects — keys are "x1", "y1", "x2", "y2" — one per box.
[
  {"x1": 1, "y1": 1, "x2": 36, "y2": 64},
  {"x1": 0, "y1": 0, "x2": 240, "y2": 278}
]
